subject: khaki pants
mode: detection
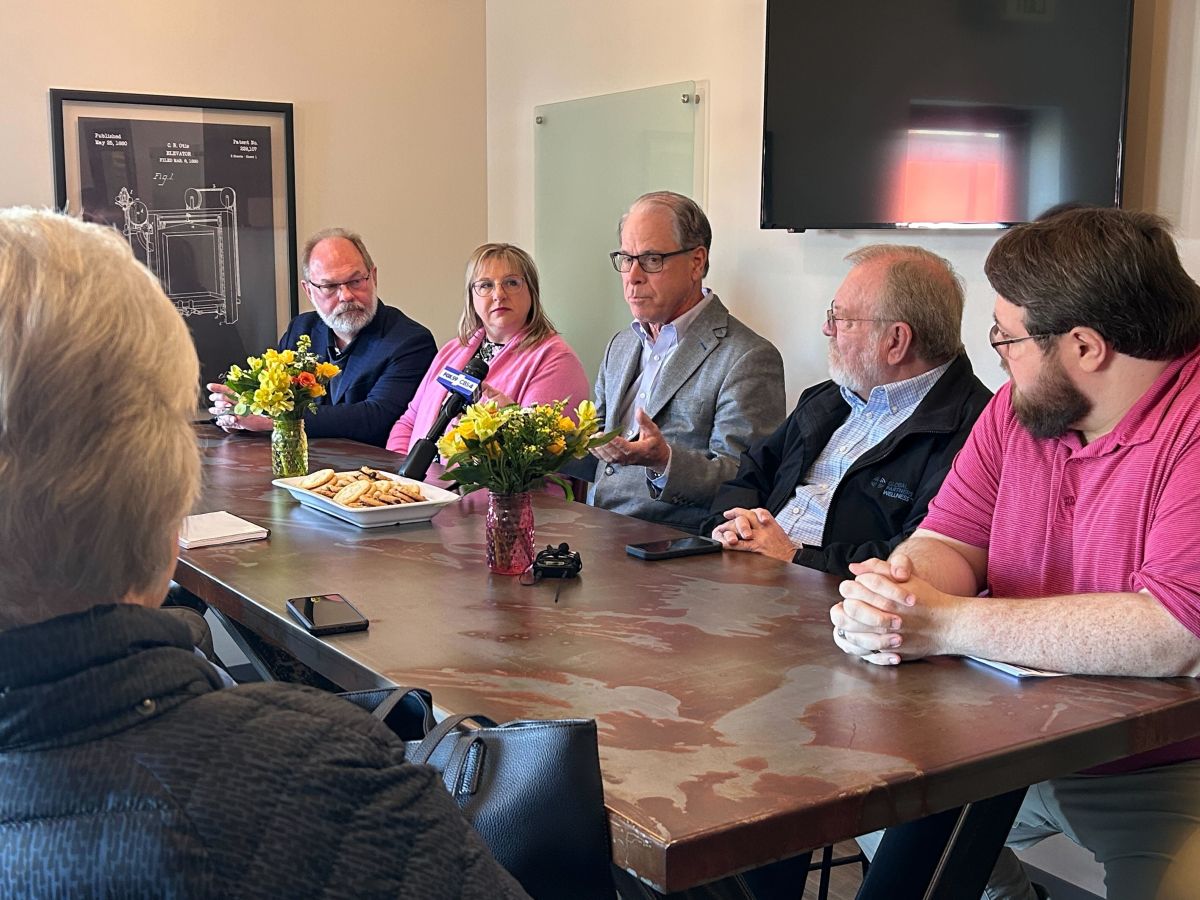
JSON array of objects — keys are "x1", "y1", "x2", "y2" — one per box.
[{"x1": 856, "y1": 759, "x2": 1200, "y2": 900}]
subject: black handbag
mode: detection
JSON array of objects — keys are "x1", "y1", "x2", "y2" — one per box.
[{"x1": 340, "y1": 687, "x2": 614, "y2": 900}]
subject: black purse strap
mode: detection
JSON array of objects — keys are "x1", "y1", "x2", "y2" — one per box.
[
  {"x1": 339, "y1": 685, "x2": 436, "y2": 741},
  {"x1": 407, "y1": 713, "x2": 472, "y2": 766},
  {"x1": 408, "y1": 712, "x2": 501, "y2": 795},
  {"x1": 371, "y1": 686, "x2": 431, "y2": 726}
]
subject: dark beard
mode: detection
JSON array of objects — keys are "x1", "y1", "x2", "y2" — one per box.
[{"x1": 1011, "y1": 355, "x2": 1092, "y2": 439}]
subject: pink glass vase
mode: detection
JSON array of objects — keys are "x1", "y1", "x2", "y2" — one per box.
[{"x1": 485, "y1": 491, "x2": 535, "y2": 575}]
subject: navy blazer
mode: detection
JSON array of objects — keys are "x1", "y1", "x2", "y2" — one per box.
[{"x1": 279, "y1": 300, "x2": 436, "y2": 447}]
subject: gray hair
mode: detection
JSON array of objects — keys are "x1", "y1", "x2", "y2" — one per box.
[
  {"x1": 0, "y1": 210, "x2": 200, "y2": 629},
  {"x1": 301, "y1": 227, "x2": 375, "y2": 281},
  {"x1": 845, "y1": 244, "x2": 965, "y2": 365},
  {"x1": 619, "y1": 191, "x2": 713, "y2": 277}
]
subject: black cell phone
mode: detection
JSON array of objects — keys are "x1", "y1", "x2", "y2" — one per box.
[
  {"x1": 625, "y1": 535, "x2": 722, "y2": 561},
  {"x1": 285, "y1": 593, "x2": 369, "y2": 636}
]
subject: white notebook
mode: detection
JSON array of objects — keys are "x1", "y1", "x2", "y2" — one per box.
[{"x1": 179, "y1": 511, "x2": 269, "y2": 549}]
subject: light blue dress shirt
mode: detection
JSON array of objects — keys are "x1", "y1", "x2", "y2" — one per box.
[
  {"x1": 618, "y1": 292, "x2": 713, "y2": 486},
  {"x1": 775, "y1": 361, "x2": 950, "y2": 547}
]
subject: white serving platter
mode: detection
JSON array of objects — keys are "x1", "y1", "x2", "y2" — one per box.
[{"x1": 272, "y1": 470, "x2": 459, "y2": 528}]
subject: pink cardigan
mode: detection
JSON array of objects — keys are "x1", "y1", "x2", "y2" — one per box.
[{"x1": 386, "y1": 329, "x2": 591, "y2": 454}]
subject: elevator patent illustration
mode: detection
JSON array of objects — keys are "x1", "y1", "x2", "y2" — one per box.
[{"x1": 116, "y1": 185, "x2": 242, "y2": 325}]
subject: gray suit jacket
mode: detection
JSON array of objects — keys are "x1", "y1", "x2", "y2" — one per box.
[{"x1": 588, "y1": 293, "x2": 786, "y2": 531}]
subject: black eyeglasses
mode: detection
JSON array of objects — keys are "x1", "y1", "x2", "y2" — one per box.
[
  {"x1": 988, "y1": 322, "x2": 1063, "y2": 358},
  {"x1": 306, "y1": 275, "x2": 371, "y2": 298},
  {"x1": 472, "y1": 276, "x2": 526, "y2": 297},
  {"x1": 609, "y1": 247, "x2": 699, "y2": 274}
]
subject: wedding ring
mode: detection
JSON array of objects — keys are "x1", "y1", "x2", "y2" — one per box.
[{"x1": 836, "y1": 627, "x2": 846, "y2": 639}]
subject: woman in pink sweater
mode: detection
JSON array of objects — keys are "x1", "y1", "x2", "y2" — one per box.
[{"x1": 386, "y1": 242, "x2": 590, "y2": 455}]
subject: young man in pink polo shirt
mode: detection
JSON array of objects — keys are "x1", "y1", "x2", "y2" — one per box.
[{"x1": 835, "y1": 207, "x2": 1200, "y2": 899}]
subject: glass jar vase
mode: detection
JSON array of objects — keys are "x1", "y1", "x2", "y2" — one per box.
[
  {"x1": 485, "y1": 490, "x2": 535, "y2": 575},
  {"x1": 270, "y1": 418, "x2": 308, "y2": 478}
]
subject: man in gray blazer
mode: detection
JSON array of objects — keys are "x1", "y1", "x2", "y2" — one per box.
[{"x1": 587, "y1": 191, "x2": 786, "y2": 532}]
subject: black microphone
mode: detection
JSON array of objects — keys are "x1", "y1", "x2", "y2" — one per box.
[{"x1": 399, "y1": 356, "x2": 490, "y2": 481}]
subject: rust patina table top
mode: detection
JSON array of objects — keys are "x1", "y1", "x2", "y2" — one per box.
[{"x1": 176, "y1": 428, "x2": 1200, "y2": 892}]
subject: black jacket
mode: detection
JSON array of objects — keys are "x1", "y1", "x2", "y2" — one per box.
[
  {"x1": 281, "y1": 299, "x2": 436, "y2": 447},
  {"x1": 0, "y1": 604, "x2": 527, "y2": 900},
  {"x1": 704, "y1": 354, "x2": 992, "y2": 577}
]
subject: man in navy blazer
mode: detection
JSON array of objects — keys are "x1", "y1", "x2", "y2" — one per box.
[{"x1": 208, "y1": 228, "x2": 435, "y2": 447}]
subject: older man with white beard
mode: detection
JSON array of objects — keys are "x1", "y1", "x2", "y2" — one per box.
[
  {"x1": 208, "y1": 227, "x2": 436, "y2": 447},
  {"x1": 703, "y1": 244, "x2": 991, "y2": 578}
]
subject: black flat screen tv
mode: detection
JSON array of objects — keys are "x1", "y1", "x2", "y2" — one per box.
[{"x1": 761, "y1": 0, "x2": 1135, "y2": 231}]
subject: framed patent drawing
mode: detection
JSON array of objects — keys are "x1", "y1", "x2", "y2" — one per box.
[{"x1": 50, "y1": 89, "x2": 298, "y2": 392}]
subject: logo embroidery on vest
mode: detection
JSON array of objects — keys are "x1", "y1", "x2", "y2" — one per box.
[{"x1": 871, "y1": 475, "x2": 914, "y2": 503}]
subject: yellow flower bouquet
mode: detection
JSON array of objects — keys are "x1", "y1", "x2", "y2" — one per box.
[
  {"x1": 436, "y1": 399, "x2": 612, "y2": 501},
  {"x1": 222, "y1": 334, "x2": 340, "y2": 421},
  {"x1": 222, "y1": 334, "x2": 341, "y2": 477}
]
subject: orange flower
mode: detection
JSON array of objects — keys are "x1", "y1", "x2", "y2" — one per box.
[{"x1": 293, "y1": 371, "x2": 317, "y2": 389}]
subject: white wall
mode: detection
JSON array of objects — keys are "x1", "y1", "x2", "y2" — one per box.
[
  {"x1": 0, "y1": 0, "x2": 489, "y2": 344},
  {"x1": 3, "y1": 0, "x2": 1197, "y2": 384},
  {"x1": 486, "y1": 0, "x2": 1200, "y2": 404}
]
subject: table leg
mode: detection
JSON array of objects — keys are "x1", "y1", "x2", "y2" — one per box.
[{"x1": 856, "y1": 787, "x2": 1027, "y2": 900}]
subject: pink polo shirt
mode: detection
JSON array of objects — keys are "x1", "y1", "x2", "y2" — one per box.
[{"x1": 923, "y1": 346, "x2": 1200, "y2": 772}]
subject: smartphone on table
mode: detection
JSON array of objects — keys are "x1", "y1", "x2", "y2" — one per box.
[
  {"x1": 285, "y1": 593, "x2": 369, "y2": 636},
  {"x1": 625, "y1": 535, "x2": 722, "y2": 561}
]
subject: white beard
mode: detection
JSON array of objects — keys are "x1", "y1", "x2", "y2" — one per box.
[
  {"x1": 318, "y1": 297, "x2": 377, "y2": 339},
  {"x1": 827, "y1": 345, "x2": 886, "y2": 397}
]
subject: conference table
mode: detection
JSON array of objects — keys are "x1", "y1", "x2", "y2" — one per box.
[{"x1": 176, "y1": 428, "x2": 1200, "y2": 895}]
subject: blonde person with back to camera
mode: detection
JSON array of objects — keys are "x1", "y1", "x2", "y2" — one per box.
[{"x1": 0, "y1": 209, "x2": 527, "y2": 899}]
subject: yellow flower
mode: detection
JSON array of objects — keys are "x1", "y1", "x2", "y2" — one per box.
[
  {"x1": 316, "y1": 362, "x2": 340, "y2": 380},
  {"x1": 548, "y1": 436, "x2": 566, "y2": 456},
  {"x1": 462, "y1": 401, "x2": 502, "y2": 442},
  {"x1": 437, "y1": 429, "x2": 466, "y2": 459},
  {"x1": 252, "y1": 383, "x2": 293, "y2": 416},
  {"x1": 457, "y1": 418, "x2": 477, "y2": 441},
  {"x1": 575, "y1": 399, "x2": 598, "y2": 433},
  {"x1": 557, "y1": 416, "x2": 576, "y2": 433},
  {"x1": 259, "y1": 368, "x2": 291, "y2": 395},
  {"x1": 309, "y1": 383, "x2": 326, "y2": 398}
]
